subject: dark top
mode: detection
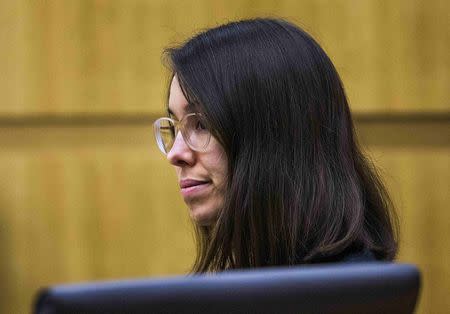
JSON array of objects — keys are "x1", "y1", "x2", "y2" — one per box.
[
  {"x1": 340, "y1": 248, "x2": 376, "y2": 263},
  {"x1": 309, "y1": 247, "x2": 377, "y2": 264}
]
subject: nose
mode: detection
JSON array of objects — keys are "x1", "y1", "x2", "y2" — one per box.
[{"x1": 167, "y1": 131, "x2": 195, "y2": 167}]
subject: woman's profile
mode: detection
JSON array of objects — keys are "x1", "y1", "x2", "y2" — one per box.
[{"x1": 153, "y1": 18, "x2": 398, "y2": 273}]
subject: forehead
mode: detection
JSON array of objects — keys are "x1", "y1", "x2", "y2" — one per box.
[{"x1": 168, "y1": 75, "x2": 190, "y2": 118}]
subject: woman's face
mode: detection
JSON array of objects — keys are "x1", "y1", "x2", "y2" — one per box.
[{"x1": 166, "y1": 75, "x2": 228, "y2": 226}]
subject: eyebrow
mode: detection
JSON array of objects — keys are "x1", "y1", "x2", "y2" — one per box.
[{"x1": 167, "y1": 103, "x2": 194, "y2": 120}]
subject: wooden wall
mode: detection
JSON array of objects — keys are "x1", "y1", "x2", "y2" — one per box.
[{"x1": 0, "y1": 1, "x2": 448, "y2": 313}]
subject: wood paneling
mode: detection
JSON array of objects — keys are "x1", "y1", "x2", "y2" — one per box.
[
  {"x1": 0, "y1": 1, "x2": 449, "y2": 313},
  {"x1": 0, "y1": 0, "x2": 448, "y2": 115},
  {"x1": 0, "y1": 124, "x2": 195, "y2": 313},
  {"x1": 365, "y1": 147, "x2": 449, "y2": 314},
  {"x1": 0, "y1": 117, "x2": 448, "y2": 313}
]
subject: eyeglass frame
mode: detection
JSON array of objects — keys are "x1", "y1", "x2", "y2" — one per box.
[{"x1": 153, "y1": 112, "x2": 212, "y2": 155}]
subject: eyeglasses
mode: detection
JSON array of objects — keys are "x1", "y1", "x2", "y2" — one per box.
[{"x1": 153, "y1": 113, "x2": 212, "y2": 155}]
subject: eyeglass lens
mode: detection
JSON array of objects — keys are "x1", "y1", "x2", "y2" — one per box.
[
  {"x1": 155, "y1": 114, "x2": 210, "y2": 154},
  {"x1": 156, "y1": 119, "x2": 176, "y2": 153}
]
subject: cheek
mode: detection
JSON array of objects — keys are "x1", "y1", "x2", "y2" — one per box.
[{"x1": 208, "y1": 149, "x2": 228, "y2": 185}]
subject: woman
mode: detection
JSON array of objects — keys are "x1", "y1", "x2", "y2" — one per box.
[{"x1": 153, "y1": 18, "x2": 398, "y2": 273}]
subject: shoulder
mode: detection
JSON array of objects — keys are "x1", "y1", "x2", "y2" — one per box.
[
  {"x1": 307, "y1": 247, "x2": 378, "y2": 264},
  {"x1": 339, "y1": 248, "x2": 377, "y2": 263}
]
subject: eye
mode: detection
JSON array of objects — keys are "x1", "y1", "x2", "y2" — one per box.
[{"x1": 195, "y1": 120, "x2": 206, "y2": 130}]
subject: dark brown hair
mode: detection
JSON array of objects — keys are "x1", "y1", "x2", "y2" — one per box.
[{"x1": 164, "y1": 18, "x2": 398, "y2": 272}]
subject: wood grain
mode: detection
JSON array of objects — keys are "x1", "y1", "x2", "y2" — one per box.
[{"x1": 0, "y1": 1, "x2": 448, "y2": 313}]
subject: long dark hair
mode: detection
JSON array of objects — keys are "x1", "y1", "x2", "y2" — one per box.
[{"x1": 164, "y1": 18, "x2": 398, "y2": 272}]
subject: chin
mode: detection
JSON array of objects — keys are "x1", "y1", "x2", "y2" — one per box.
[{"x1": 189, "y1": 207, "x2": 218, "y2": 226}]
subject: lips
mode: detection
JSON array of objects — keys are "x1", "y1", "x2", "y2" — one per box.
[
  {"x1": 179, "y1": 179, "x2": 211, "y2": 198},
  {"x1": 180, "y1": 179, "x2": 210, "y2": 189}
]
